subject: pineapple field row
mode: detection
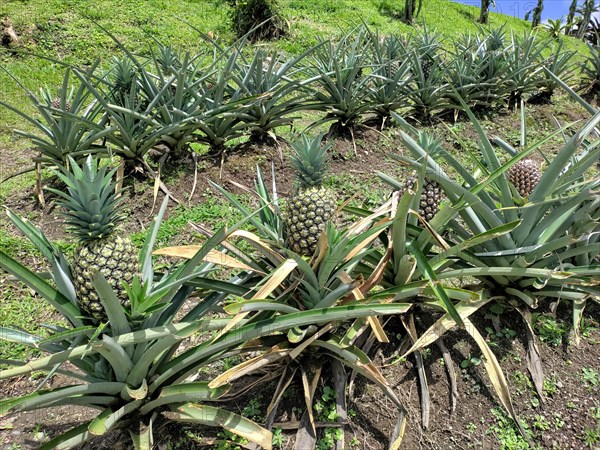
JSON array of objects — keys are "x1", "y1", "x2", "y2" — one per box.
[{"x1": 0, "y1": 8, "x2": 599, "y2": 450}]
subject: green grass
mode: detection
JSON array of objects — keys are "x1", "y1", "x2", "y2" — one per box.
[
  {"x1": 0, "y1": 284, "x2": 55, "y2": 364},
  {"x1": 0, "y1": 0, "x2": 590, "y2": 128},
  {"x1": 129, "y1": 195, "x2": 242, "y2": 248}
]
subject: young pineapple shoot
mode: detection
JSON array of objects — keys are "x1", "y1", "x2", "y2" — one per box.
[
  {"x1": 508, "y1": 159, "x2": 541, "y2": 197},
  {"x1": 286, "y1": 133, "x2": 336, "y2": 256},
  {"x1": 51, "y1": 156, "x2": 139, "y2": 320}
]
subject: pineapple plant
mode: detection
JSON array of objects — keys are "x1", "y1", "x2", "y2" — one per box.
[
  {"x1": 400, "y1": 175, "x2": 443, "y2": 221},
  {"x1": 507, "y1": 158, "x2": 541, "y2": 197},
  {"x1": 49, "y1": 156, "x2": 139, "y2": 320},
  {"x1": 285, "y1": 134, "x2": 336, "y2": 256}
]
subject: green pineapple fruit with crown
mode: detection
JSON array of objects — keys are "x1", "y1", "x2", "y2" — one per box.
[
  {"x1": 50, "y1": 156, "x2": 139, "y2": 320},
  {"x1": 286, "y1": 134, "x2": 336, "y2": 256}
]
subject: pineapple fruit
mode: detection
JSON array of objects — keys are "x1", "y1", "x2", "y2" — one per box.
[
  {"x1": 51, "y1": 156, "x2": 139, "y2": 320},
  {"x1": 401, "y1": 176, "x2": 443, "y2": 221},
  {"x1": 285, "y1": 134, "x2": 336, "y2": 256},
  {"x1": 420, "y1": 55, "x2": 434, "y2": 78},
  {"x1": 51, "y1": 97, "x2": 71, "y2": 111},
  {"x1": 507, "y1": 159, "x2": 541, "y2": 197}
]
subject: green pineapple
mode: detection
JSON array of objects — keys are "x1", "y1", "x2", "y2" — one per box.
[
  {"x1": 285, "y1": 134, "x2": 336, "y2": 256},
  {"x1": 420, "y1": 55, "x2": 434, "y2": 78},
  {"x1": 401, "y1": 175, "x2": 443, "y2": 221},
  {"x1": 507, "y1": 159, "x2": 541, "y2": 197},
  {"x1": 50, "y1": 156, "x2": 139, "y2": 320}
]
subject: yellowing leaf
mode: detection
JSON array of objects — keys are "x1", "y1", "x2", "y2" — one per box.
[{"x1": 153, "y1": 247, "x2": 258, "y2": 272}]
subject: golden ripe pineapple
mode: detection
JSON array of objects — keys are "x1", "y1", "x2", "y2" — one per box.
[
  {"x1": 51, "y1": 156, "x2": 139, "y2": 320},
  {"x1": 285, "y1": 134, "x2": 336, "y2": 256},
  {"x1": 508, "y1": 159, "x2": 541, "y2": 197},
  {"x1": 401, "y1": 176, "x2": 443, "y2": 221}
]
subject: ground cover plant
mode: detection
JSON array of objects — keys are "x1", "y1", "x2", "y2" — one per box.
[{"x1": 1, "y1": 1, "x2": 599, "y2": 449}]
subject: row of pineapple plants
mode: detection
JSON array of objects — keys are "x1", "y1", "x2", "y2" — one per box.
[
  {"x1": 1, "y1": 24, "x2": 597, "y2": 190},
  {"x1": 1, "y1": 64, "x2": 598, "y2": 448}
]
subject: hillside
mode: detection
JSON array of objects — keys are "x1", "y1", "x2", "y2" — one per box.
[{"x1": 0, "y1": 1, "x2": 598, "y2": 450}]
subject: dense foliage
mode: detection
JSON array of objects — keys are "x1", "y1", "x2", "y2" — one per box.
[{"x1": 0, "y1": 23, "x2": 598, "y2": 450}]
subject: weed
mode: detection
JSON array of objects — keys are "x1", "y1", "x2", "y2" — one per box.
[
  {"x1": 241, "y1": 397, "x2": 264, "y2": 422},
  {"x1": 316, "y1": 427, "x2": 343, "y2": 450},
  {"x1": 532, "y1": 313, "x2": 567, "y2": 346},
  {"x1": 461, "y1": 355, "x2": 483, "y2": 394},
  {"x1": 215, "y1": 430, "x2": 248, "y2": 450},
  {"x1": 582, "y1": 367, "x2": 599, "y2": 389},
  {"x1": 511, "y1": 370, "x2": 533, "y2": 396},
  {"x1": 272, "y1": 427, "x2": 284, "y2": 448},
  {"x1": 487, "y1": 408, "x2": 538, "y2": 450},
  {"x1": 543, "y1": 373, "x2": 560, "y2": 396},
  {"x1": 580, "y1": 317, "x2": 598, "y2": 338},
  {"x1": 553, "y1": 413, "x2": 565, "y2": 430},
  {"x1": 314, "y1": 386, "x2": 338, "y2": 422},
  {"x1": 532, "y1": 415, "x2": 550, "y2": 431},
  {"x1": 460, "y1": 355, "x2": 482, "y2": 369},
  {"x1": 314, "y1": 386, "x2": 341, "y2": 449},
  {"x1": 466, "y1": 422, "x2": 477, "y2": 433},
  {"x1": 579, "y1": 425, "x2": 600, "y2": 448},
  {"x1": 488, "y1": 327, "x2": 517, "y2": 340}
]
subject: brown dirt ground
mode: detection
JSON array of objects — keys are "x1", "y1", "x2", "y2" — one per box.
[{"x1": 1, "y1": 96, "x2": 599, "y2": 449}]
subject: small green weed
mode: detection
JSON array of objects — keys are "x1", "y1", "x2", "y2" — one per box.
[
  {"x1": 532, "y1": 314, "x2": 567, "y2": 346},
  {"x1": 460, "y1": 355, "x2": 482, "y2": 369},
  {"x1": 487, "y1": 408, "x2": 538, "y2": 450},
  {"x1": 314, "y1": 386, "x2": 341, "y2": 450},
  {"x1": 532, "y1": 415, "x2": 550, "y2": 431},
  {"x1": 316, "y1": 428, "x2": 343, "y2": 450},
  {"x1": 543, "y1": 373, "x2": 560, "y2": 396},
  {"x1": 511, "y1": 370, "x2": 533, "y2": 396},
  {"x1": 553, "y1": 413, "x2": 565, "y2": 430},
  {"x1": 215, "y1": 430, "x2": 248, "y2": 450},
  {"x1": 579, "y1": 425, "x2": 600, "y2": 448},
  {"x1": 314, "y1": 386, "x2": 339, "y2": 422},
  {"x1": 241, "y1": 397, "x2": 264, "y2": 422},
  {"x1": 582, "y1": 367, "x2": 599, "y2": 389},
  {"x1": 580, "y1": 317, "x2": 598, "y2": 338},
  {"x1": 272, "y1": 427, "x2": 284, "y2": 448}
]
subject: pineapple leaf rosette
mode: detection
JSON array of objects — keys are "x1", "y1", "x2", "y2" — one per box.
[{"x1": 379, "y1": 106, "x2": 599, "y2": 332}]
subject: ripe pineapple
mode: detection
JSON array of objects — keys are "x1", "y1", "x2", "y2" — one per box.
[
  {"x1": 285, "y1": 134, "x2": 336, "y2": 256},
  {"x1": 507, "y1": 159, "x2": 541, "y2": 197},
  {"x1": 400, "y1": 176, "x2": 443, "y2": 221},
  {"x1": 51, "y1": 156, "x2": 138, "y2": 320}
]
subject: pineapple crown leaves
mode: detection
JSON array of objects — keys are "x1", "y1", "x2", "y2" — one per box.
[
  {"x1": 48, "y1": 156, "x2": 126, "y2": 241},
  {"x1": 290, "y1": 133, "x2": 333, "y2": 189}
]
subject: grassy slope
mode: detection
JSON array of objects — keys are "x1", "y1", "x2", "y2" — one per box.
[{"x1": 0, "y1": 0, "x2": 589, "y2": 119}]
